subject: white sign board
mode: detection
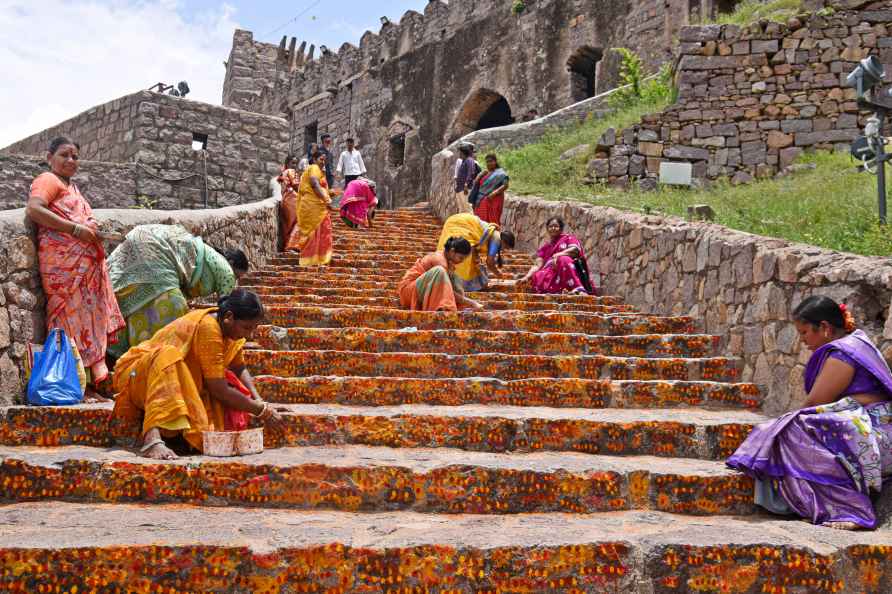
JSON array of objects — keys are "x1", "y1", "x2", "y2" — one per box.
[{"x1": 659, "y1": 162, "x2": 693, "y2": 186}]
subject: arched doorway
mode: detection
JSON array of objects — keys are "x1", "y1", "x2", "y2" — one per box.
[
  {"x1": 447, "y1": 89, "x2": 515, "y2": 143},
  {"x1": 714, "y1": 0, "x2": 741, "y2": 17},
  {"x1": 567, "y1": 46, "x2": 603, "y2": 103}
]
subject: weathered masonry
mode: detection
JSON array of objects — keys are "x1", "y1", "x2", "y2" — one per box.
[{"x1": 222, "y1": 0, "x2": 746, "y2": 207}]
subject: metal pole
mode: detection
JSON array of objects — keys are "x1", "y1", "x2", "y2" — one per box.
[{"x1": 877, "y1": 109, "x2": 888, "y2": 225}]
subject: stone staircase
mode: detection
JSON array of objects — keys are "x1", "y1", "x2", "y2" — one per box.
[{"x1": 0, "y1": 205, "x2": 891, "y2": 592}]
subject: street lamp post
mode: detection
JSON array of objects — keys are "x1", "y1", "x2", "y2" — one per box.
[{"x1": 847, "y1": 56, "x2": 889, "y2": 225}]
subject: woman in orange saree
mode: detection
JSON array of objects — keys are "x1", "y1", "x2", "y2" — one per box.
[
  {"x1": 26, "y1": 137, "x2": 125, "y2": 396},
  {"x1": 111, "y1": 289, "x2": 283, "y2": 460},
  {"x1": 293, "y1": 150, "x2": 337, "y2": 266},
  {"x1": 277, "y1": 155, "x2": 301, "y2": 252},
  {"x1": 398, "y1": 237, "x2": 483, "y2": 311}
]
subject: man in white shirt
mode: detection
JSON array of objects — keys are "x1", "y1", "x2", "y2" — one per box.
[{"x1": 336, "y1": 137, "x2": 367, "y2": 187}]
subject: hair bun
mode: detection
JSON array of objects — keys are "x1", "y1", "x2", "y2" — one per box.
[{"x1": 840, "y1": 304, "x2": 857, "y2": 333}]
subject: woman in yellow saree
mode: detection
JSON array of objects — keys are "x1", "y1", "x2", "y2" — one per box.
[
  {"x1": 111, "y1": 289, "x2": 283, "y2": 460},
  {"x1": 436, "y1": 213, "x2": 516, "y2": 291},
  {"x1": 293, "y1": 150, "x2": 337, "y2": 266}
]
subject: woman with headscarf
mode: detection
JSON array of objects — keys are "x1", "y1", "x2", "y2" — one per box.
[{"x1": 107, "y1": 224, "x2": 248, "y2": 358}]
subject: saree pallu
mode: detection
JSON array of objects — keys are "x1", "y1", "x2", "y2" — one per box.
[
  {"x1": 398, "y1": 252, "x2": 460, "y2": 311},
  {"x1": 279, "y1": 168, "x2": 301, "y2": 251},
  {"x1": 531, "y1": 234, "x2": 593, "y2": 295},
  {"x1": 727, "y1": 330, "x2": 892, "y2": 528},
  {"x1": 339, "y1": 179, "x2": 377, "y2": 228},
  {"x1": 437, "y1": 213, "x2": 497, "y2": 292},
  {"x1": 474, "y1": 169, "x2": 508, "y2": 224},
  {"x1": 32, "y1": 174, "x2": 124, "y2": 383},
  {"x1": 112, "y1": 308, "x2": 245, "y2": 452},
  {"x1": 295, "y1": 165, "x2": 333, "y2": 266}
]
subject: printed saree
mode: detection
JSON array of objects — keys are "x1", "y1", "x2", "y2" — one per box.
[
  {"x1": 279, "y1": 168, "x2": 301, "y2": 251},
  {"x1": 339, "y1": 179, "x2": 378, "y2": 228},
  {"x1": 107, "y1": 225, "x2": 235, "y2": 358},
  {"x1": 112, "y1": 308, "x2": 246, "y2": 453},
  {"x1": 531, "y1": 233, "x2": 594, "y2": 295},
  {"x1": 294, "y1": 164, "x2": 333, "y2": 266},
  {"x1": 436, "y1": 213, "x2": 499, "y2": 292},
  {"x1": 474, "y1": 168, "x2": 508, "y2": 224},
  {"x1": 727, "y1": 329, "x2": 892, "y2": 528},
  {"x1": 398, "y1": 252, "x2": 462, "y2": 311},
  {"x1": 30, "y1": 173, "x2": 124, "y2": 383}
]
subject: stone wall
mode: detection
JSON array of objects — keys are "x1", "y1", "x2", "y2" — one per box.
[
  {"x1": 589, "y1": 1, "x2": 892, "y2": 187},
  {"x1": 223, "y1": 0, "x2": 739, "y2": 206},
  {"x1": 0, "y1": 198, "x2": 280, "y2": 406},
  {"x1": 2, "y1": 92, "x2": 289, "y2": 208},
  {"x1": 430, "y1": 139, "x2": 892, "y2": 417}
]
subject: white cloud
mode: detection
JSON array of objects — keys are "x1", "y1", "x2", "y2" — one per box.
[{"x1": 0, "y1": 0, "x2": 239, "y2": 148}]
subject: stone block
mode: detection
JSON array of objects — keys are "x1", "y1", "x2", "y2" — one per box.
[
  {"x1": 766, "y1": 131, "x2": 794, "y2": 149},
  {"x1": 587, "y1": 159, "x2": 610, "y2": 179},
  {"x1": 779, "y1": 147, "x2": 803, "y2": 169},
  {"x1": 664, "y1": 146, "x2": 710, "y2": 161},
  {"x1": 638, "y1": 142, "x2": 664, "y2": 157},
  {"x1": 752, "y1": 40, "x2": 779, "y2": 54},
  {"x1": 609, "y1": 156, "x2": 630, "y2": 176},
  {"x1": 679, "y1": 25, "x2": 721, "y2": 42},
  {"x1": 629, "y1": 155, "x2": 646, "y2": 177}
]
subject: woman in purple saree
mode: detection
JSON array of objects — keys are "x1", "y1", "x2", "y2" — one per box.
[
  {"x1": 727, "y1": 296, "x2": 892, "y2": 530},
  {"x1": 518, "y1": 217, "x2": 595, "y2": 295}
]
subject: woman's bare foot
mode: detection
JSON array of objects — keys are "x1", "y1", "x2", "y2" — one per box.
[
  {"x1": 140, "y1": 428, "x2": 178, "y2": 460},
  {"x1": 83, "y1": 387, "x2": 111, "y2": 404},
  {"x1": 822, "y1": 521, "x2": 861, "y2": 531}
]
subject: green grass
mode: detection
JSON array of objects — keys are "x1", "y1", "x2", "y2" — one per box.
[
  {"x1": 493, "y1": 105, "x2": 892, "y2": 256},
  {"x1": 696, "y1": 0, "x2": 803, "y2": 25}
]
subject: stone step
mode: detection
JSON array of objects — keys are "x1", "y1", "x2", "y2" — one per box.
[
  {"x1": 255, "y1": 261, "x2": 533, "y2": 277},
  {"x1": 1, "y1": 501, "x2": 887, "y2": 594},
  {"x1": 262, "y1": 306, "x2": 695, "y2": 335},
  {"x1": 0, "y1": 444, "x2": 755, "y2": 515},
  {"x1": 267, "y1": 254, "x2": 536, "y2": 268},
  {"x1": 0, "y1": 403, "x2": 763, "y2": 460},
  {"x1": 247, "y1": 276, "x2": 529, "y2": 293},
  {"x1": 253, "y1": 327, "x2": 715, "y2": 357},
  {"x1": 254, "y1": 376, "x2": 762, "y2": 410},
  {"x1": 243, "y1": 284, "x2": 620, "y2": 304},
  {"x1": 329, "y1": 248, "x2": 535, "y2": 263},
  {"x1": 244, "y1": 350, "x2": 741, "y2": 382},
  {"x1": 254, "y1": 293, "x2": 630, "y2": 313}
]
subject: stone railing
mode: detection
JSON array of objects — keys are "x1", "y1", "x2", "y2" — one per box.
[
  {"x1": 0, "y1": 198, "x2": 279, "y2": 405},
  {"x1": 430, "y1": 144, "x2": 892, "y2": 415}
]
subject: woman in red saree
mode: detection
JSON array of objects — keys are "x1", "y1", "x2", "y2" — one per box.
[
  {"x1": 472, "y1": 154, "x2": 509, "y2": 225},
  {"x1": 518, "y1": 217, "x2": 596, "y2": 295},
  {"x1": 339, "y1": 178, "x2": 378, "y2": 229},
  {"x1": 277, "y1": 155, "x2": 301, "y2": 251},
  {"x1": 26, "y1": 137, "x2": 125, "y2": 395}
]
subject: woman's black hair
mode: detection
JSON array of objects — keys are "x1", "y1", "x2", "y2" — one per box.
[
  {"x1": 218, "y1": 288, "x2": 263, "y2": 321},
  {"x1": 48, "y1": 136, "x2": 80, "y2": 154},
  {"x1": 284, "y1": 154, "x2": 297, "y2": 167},
  {"x1": 500, "y1": 230, "x2": 516, "y2": 249},
  {"x1": 459, "y1": 145, "x2": 472, "y2": 158},
  {"x1": 310, "y1": 150, "x2": 324, "y2": 164},
  {"x1": 546, "y1": 217, "x2": 566, "y2": 231},
  {"x1": 793, "y1": 296, "x2": 849, "y2": 331},
  {"x1": 485, "y1": 153, "x2": 499, "y2": 166},
  {"x1": 444, "y1": 236, "x2": 472, "y2": 255},
  {"x1": 221, "y1": 247, "x2": 249, "y2": 273}
]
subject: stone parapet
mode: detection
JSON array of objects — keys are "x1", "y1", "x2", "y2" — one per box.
[
  {"x1": 0, "y1": 198, "x2": 279, "y2": 405},
  {"x1": 589, "y1": 1, "x2": 892, "y2": 187}
]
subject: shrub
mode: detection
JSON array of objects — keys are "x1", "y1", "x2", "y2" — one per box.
[
  {"x1": 511, "y1": 0, "x2": 526, "y2": 16},
  {"x1": 608, "y1": 48, "x2": 676, "y2": 108}
]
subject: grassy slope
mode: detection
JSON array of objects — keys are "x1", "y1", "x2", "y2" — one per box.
[
  {"x1": 702, "y1": 0, "x2": 804, "y2": 25},
  {"x1": 494, "y1": 103, "x2": 892, "y2": 257}
]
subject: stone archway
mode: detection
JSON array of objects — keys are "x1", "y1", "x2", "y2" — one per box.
[
  {"x1": 567, "y1": 46, "x2": 603, "y2": 103},
  {"x1": 447, "y1": 89, "x2": 515, "y2": 143}
]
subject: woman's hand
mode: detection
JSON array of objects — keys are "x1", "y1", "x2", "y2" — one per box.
[
  {"x1": 517, "y1": 273, "x2": 532, "y2": 285},
  {"x1": 73, "y1": 224, "x2": 100, "y2": 244}
]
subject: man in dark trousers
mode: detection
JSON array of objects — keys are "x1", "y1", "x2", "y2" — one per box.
[{"x1": 315, "y1": 133, "x2": 335, "y2": 189}]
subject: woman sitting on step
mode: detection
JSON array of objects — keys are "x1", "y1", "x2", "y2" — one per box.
[
  {"x1": 517, "y1": 217, "x2": 596, "y2": 295},
  {"x1": 107, "y1": 224, "x2": 248, "y2": 360},
  {"x1": 436, "y1": 213, "x2": 515, "y2": 292},
  {"x1": 339, "y1": 177, "x2": 378, "y2": 229},
  {"x1": 294, "y1": 150, "x2": 338, "y2": 266},
  {"x1": 727, "y1": 296, "x2": 892, "y2": 530},
  {"x1": 398, "y1": 237, "x2": 484, "y2": 311},
  {"x1": 111, "y1": 289, "x2": 283, "y2": 460}
]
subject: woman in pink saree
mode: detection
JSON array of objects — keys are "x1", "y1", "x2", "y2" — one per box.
[
  {"x1": 339, "y1": 177, "x2": 378, "y2": 229},
  {"x1": 518, "y1": 217, "x2": 595, "y2": 295},
  {"x1": 26, "y1": 136, "x2": 125, "y2": 397}
]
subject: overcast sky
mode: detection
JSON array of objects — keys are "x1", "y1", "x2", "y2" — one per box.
[{"x1": 0, "y1": 0, "x2": 428, "y2": 148}]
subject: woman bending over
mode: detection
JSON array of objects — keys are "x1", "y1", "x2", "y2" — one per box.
[{"x1": 398, "y1": 237, "x2": 483, "y2": 311}]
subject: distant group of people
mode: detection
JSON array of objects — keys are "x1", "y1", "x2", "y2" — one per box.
[{"x1": 275, "y1": 134, "x2": 377, "y2": 267}]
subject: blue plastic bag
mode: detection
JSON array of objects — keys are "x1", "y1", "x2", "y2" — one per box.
[{"x1": 26, "y1": 329, "x2": 83, "y2": 406}]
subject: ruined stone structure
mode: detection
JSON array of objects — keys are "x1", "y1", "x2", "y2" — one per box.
[
  {"x1": 1, "y1": 91, "x2": 288, "y2": 209},
  {"x1": 588, "y1": 2, "x2": 891, "y2": 186},
  {"x1": 223, "y1": 0, "x2": 742, "y2": 206}
]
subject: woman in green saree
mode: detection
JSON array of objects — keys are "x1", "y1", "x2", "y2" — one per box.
[{"x1": 107, "y1": 224, "x2": 249, "y2": 358}]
